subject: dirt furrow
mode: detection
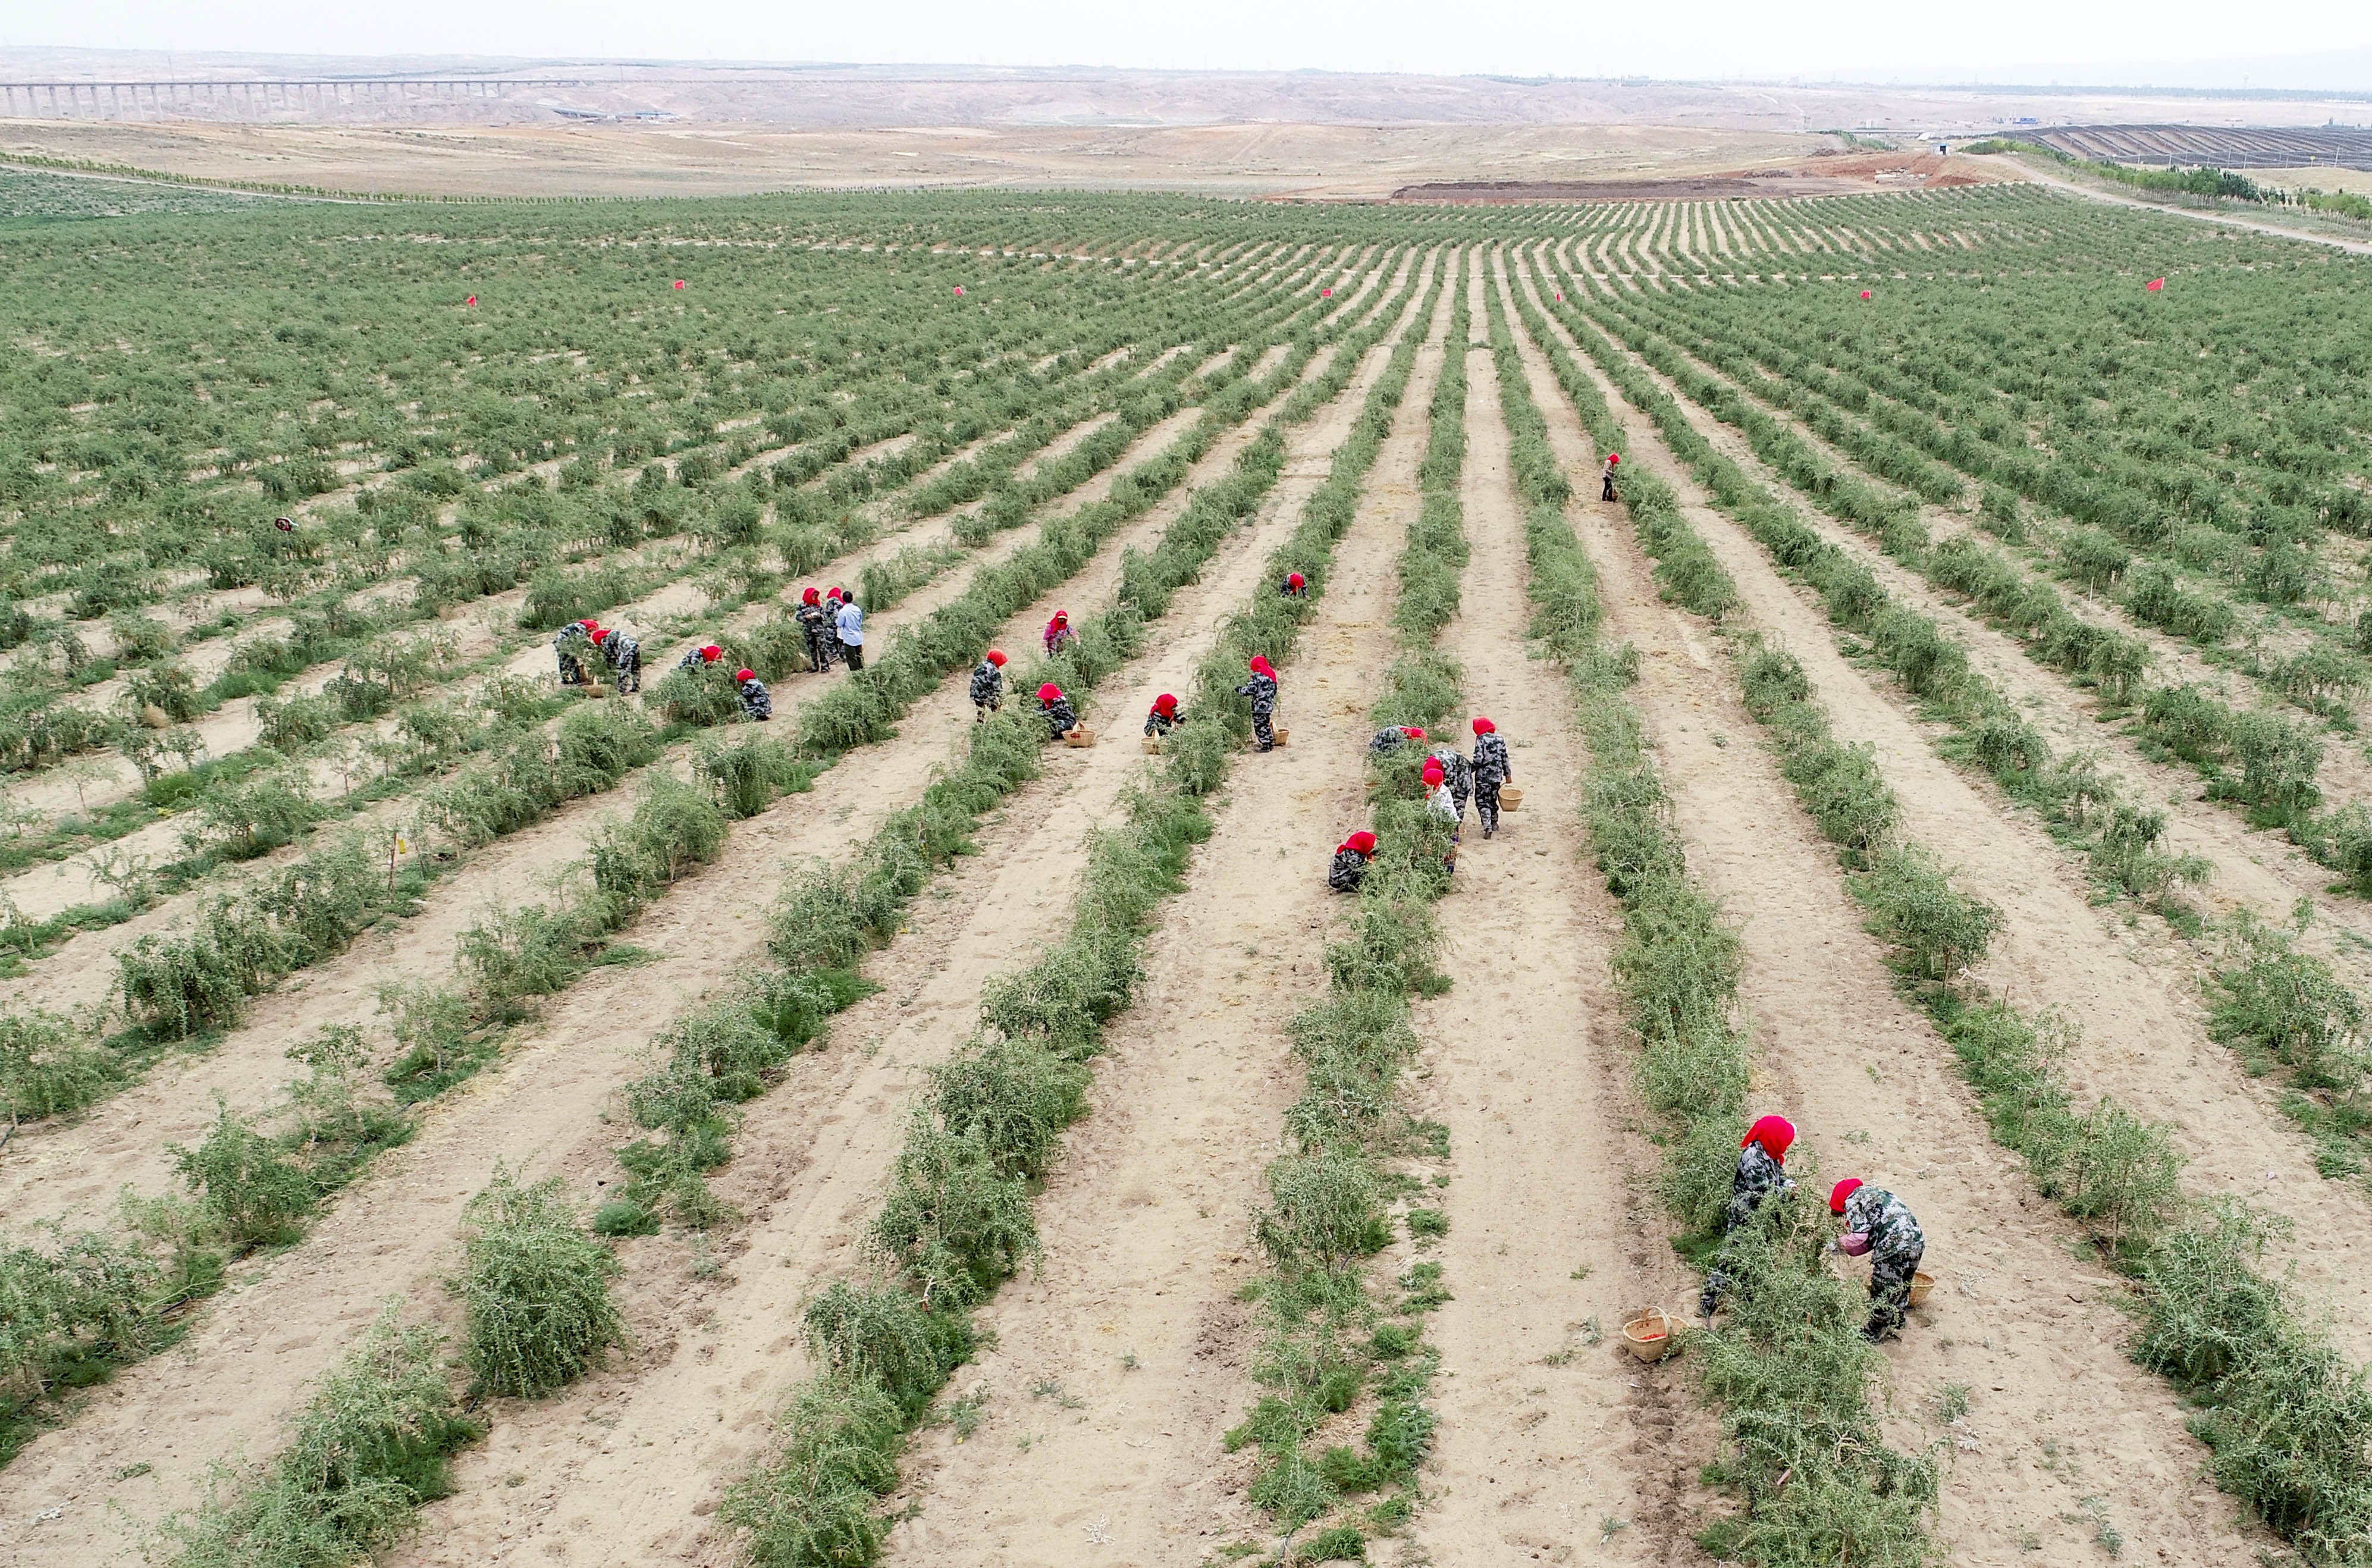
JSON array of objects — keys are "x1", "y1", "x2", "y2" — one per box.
[
  {"x1": 1404, "y1": 270, "x2": 1710, "y2": 1567},
  {"x1": 840, "y1": 279, "x2": 1444, "y2": 1568},
  {"x1": 1527, "y1": 274, "x2": 2372, "y2": 1359},
  {"x1": 1507, "y1": 259, "x2": 2280, "y2": 1567},
  {"x1": 382, "y1": 264, "x2": 1441, "y2": 1568}
]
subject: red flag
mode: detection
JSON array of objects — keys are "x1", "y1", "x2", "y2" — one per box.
[
  {"x1": 2145, "y1": 277, "x2": 2166, "y2": 291},
  {"x1": 673, "y1": 279, "x2": 686, "y2": 290},
  {"x1": 1860, "y1": 290, "x2": 1872, "y2": 300},
  {"x1": 465, "y1": 294, "x2": 476, "y2": 306}
]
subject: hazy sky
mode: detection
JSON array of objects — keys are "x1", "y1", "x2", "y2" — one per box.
[{"x1": 9, "y1": 0, "x2": 2372, "y2": 84}]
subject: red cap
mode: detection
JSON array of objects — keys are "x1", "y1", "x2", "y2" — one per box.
[
  {"x1": 735, "y1": 668, "x2": 754, "y2": 683},
  {"x1": 1829, "y1": 1178, "x2": 1863, "y2": 1215},
  {"x1": 1038, "y1": 683, "x2": 1062, "y2": 703},
  {"x1": 1743, "y1": 1115, "x2": 1794, "y2": 1161},
  {"x1": 985, "y1": 649, "x2": 1007, "y2": 667}
]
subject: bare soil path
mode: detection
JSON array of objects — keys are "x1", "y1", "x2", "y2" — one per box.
[
  {"x1": 382, "y1": 256, "x2": 1441, "y2": 1568},
  {"x1": 851, "y1": 258, "x2": 1455, "y2": 1568},
  {"x1": 1527, "y1": 271, "x2": 2372, "y2": 1362},
  {"x1": 1509, "y1": 258, "x2": 2279, "y2": 1566},
  {"x1": 1401, "y1": 262, "x2": 1711, "y2": 1567}
]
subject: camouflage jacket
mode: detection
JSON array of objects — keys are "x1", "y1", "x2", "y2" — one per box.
[
  {"x1": 1144, "y1": 708, "x2": 1179, "y2": 738},
  {"x1": 1725, "y1": 1142, "x2": 1796, "y2": 1231},
  {"x1": 604, "y1": 634, "x2": 639, "y2": 671},
  {"x1": 1042, "y1": 697, "x2": 1077, "y2": 738},
  {"x1": 1328, "y1": 846, "x2": 1369, "y2": 892},
  {"x1": 795, "y1": 603, "x2": 830, "y2": 635},
  {"x1": 1472, "y1": 733, "x2": 1512, "y2": 785},
  {"x1": 1235, "y1": 671, "x2": 1278, "y2": 716},
  {"x1": 1840, "y1": 1186, "x2": 1924, "y2": 1260},
  {"x1": 1428, "y1": 746, "x2": 1473, "y2": 795},
  {"x1": 738, "y1": 677, "x2": 773, "y2": 720},
  {"x1": 969, "y1": 660, "x2": 1003, "y2": 704},
  {"x1": 554, "y1": 625, "x2": 592, "y2": 656},
  {"x1": 1369, "y1": 727, "x2": 1411, "y2": 755}
]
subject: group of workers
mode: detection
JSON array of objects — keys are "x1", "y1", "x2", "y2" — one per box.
[
  {"x1": 1328, "y1": 717, "x2": 1516, "y2": 892},
  {"x1": 793, "y1": 586, "x2": 867, "y2": 673},
  {"x1": 1705, "y1": 1115, "x2": 1928, "y2": 1343},
  {"x1": 552, "y1": 618, "x2": 641, "y2": 694}
]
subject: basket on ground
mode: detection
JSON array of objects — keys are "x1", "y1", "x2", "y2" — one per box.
[
  {"x1": 1909, "y1": 1269, "x2": 1936, "y2": 1309},
  {"x1": 1063, "y1": 728, "x2": 1096, "y2": 748},
  {"x1": 1623, "y1": 1309, "x2": 1683, "y2": 1362}
]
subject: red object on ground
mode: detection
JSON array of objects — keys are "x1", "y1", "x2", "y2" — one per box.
[
  {"x1": 466, "y1": 295, "x2": 477, "y2": 306},
  {"x1": 1860, "y1": 290, "x2": 1872, "y2": 300},
  {"x1": 673, "y1": 280, "x2": 686, "y2": 289},
  {"x1": 2146, "y1": 277, "x2": 2166, "y2": 291},
  {"x1": 955, "y1": 286, "x2": 965, "y2": 296}
]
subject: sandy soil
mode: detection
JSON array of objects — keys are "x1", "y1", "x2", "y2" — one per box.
[
  {"x1": 1508, "y1": 253, "x2": 2278, "y2": 1566},
  {"x1": 1545, "y1": 267, "x2": 2372, "y2": 1358},
  {"x1": 378, "y1": 253, "x2": 1433, "y2": 1568}
]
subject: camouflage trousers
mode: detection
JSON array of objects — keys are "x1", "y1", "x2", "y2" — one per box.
[
  {"x1": 1475, "y1": 779, "x2": 1502, "y2": 834},
  {"x1": 1866, "y1": 1242, "x2": 1925, "y2": 1342}
]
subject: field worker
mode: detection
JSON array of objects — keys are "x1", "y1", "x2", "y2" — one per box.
[
  {"x1": 1369, "y1": 723, "x2": 1425, "y2": 756},
  {"x1": 554, "y1": 619, "x2": 596, "y2": 686},
  {"x1": 1043, "y1": 609, "x2": 1077, "y2": 657},
  {"x1": 1427, "y1": 739, "x2": 1473, "y2": 821},
  {"x1": 970, "y1": 648, "x2": 1008, "y2": 721},
  {"x1": 1037, "y1": 680, "x2": 1076, "y2": 741},
  {"x1": 1144, "y1": 691, "x2": 1182, "y2": 739},
  {"x1": 834, "y1": 592, "x2": 866, "y2": 672},
  {"x1": 1237, "y1": 655, "x2": 1280, "y2": 752},
  {"x1": 1600, "y1": 452, "x2": 1621, "y2": 503},
  {"x1": 596, "y1": 628, "x2": 642, "y2": 694},
  {"x1": 1281, "y1": 570, "x2": 1309, "y2": 599},
  {"x1": 1830, "y1": 1178, "x2": 1927, "y2": 1343},
  {"x1": 1470, "y1": 716, "x2": 1513, "y2": 839},
  {"x1": 735, "y1": 667, "x2": 773, "y2": 722},
  {"x1": 1699, "y1": 1115, "x2": 1799, "y2": 1322},
  {"x1": 795, "y1": 588, "x2": 835, "y2": 673},
  {"x1": 1423, "y1": 757, "x2": 1460, "y2": 868},
  {"x1": 1329, "y1": 829, "x2": 1377, "y2": 893},
  {"x1": 822, "y1": 587, "x2": 848, "y2": 666},
  {"x1": 677, "y1": 641, "x2": 725, "y2": 672}
]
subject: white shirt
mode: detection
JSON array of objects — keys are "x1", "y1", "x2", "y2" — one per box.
[{"x1": 835, "y1": 603, "x2": 864, "y2": 646}]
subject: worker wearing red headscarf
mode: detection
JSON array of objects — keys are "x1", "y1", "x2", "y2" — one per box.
[
  {"x1": 554, "y1": 619, "x2": 598, "y2": 686},
  {"x1": 1237, "y1": 655, "x2": 1279, "y2": 751},
  {"x1": 1329, "y1": 829, "x2": 1377, "y2": 893},
  {"x1": 1699, "y1": 1114, "x2": 1801, "y2": 1323},
  {"x1": 970, "y1": 648, "x2": 1007, "y2": 721},
  {"x1": 1144, "y1": 691, "x2": 1182, "y2": 740},
  {"x1": 1829, "y1": 1178, "x2": 1927, "y2": 1343},
  {"x1": 1367, "y1": 723, "x2": 1425, "y2": 756},
  {"x1": 1043, "y1": 609, "x2": 1077, "y2": 658},
  {"x1": 1600, "y1": 451, "x2": 1621, "y2": 503},
  {"x1": 1037, "y1": 680, "x2": 1076, "y2": 741},
  {"x1": 1470, "y1": 716, "x2": 1514, "y2": 839},
  {"x1": 1280, "y1": 570, "x2": 1309, "y2": 599},
  {"x1": 735, "y1": 667, "x2": 771, "y2": 722},
  {"x1": 796, "y1": 587, "x2": 834, "y2": 673}
]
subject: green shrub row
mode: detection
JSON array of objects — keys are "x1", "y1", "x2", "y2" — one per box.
[
  {"x1": 1221, "y1": 260, "x2": 1466, "y2": 1562},
  {"x1": 717, "y1": 250, "x2": 1445, "y2": 1568},
  {"x1": 1564, "y1": 275, "x2": 2372, "y2": 1564},
  {"x1": 1491, "y1": 261, "x2": 1937, "y2": 1566}
]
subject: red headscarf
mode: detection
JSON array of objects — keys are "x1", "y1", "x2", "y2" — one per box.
[
  {"x1": 1743, "y1": 1115, "x2": 1795, "y2": 1161},
  {"x1": 802, "y1": 587, "x2": 820, "y2": 605},
  {"x1": 1153, "y1": 694, "x2": 1178, "y2": 716},
  {"x1": 832, "y1": 587, "x2": 846, "y2": 599},
  {"x1": 1051, "y1": 610, "x2": 1068, "y2": 628},
  {"x1": 1829, "y1": 1178, "x2": 1863, "y2": 1215},
  {"x1": 985, "y1": 649, "x2": 1007, "y2": 667},
  {"x1": 1471, "y1": 716, "x2": 1496, "y2": 735},
  {"x1": 591, "y1": 628, "x2": 610, "y2": 644},
  {"x1": 1288, "y1": 572, "x2": 1306, "y2": 589},
  {"x1": 1402, "y1": 726, "x2": 1425, "y2": 740},
  {"x1": 1422, "y1": 759, "x2": 1445, "y2": 785},
  {"x1": 1607, "y1": 453, "x2": 1620, "y2": 465},
  {"x1": 735, "y1": 668, "x2": 755, "y2": 683},
  {"x1": 1249, "y1": 655, "x2": 1275, "y2": 680},
  {"x1": 1341, "y1": 830, "x2": 1377, "y2": 856},
  {"x1": 578, "y1": 619, "x2": 598, "y2": 631},
  {"x1": 1038, "y1": 682, "x2": 1062, "y2": 703},
  {"x1": 700, "y1": 645, "x2": 723, "y2": 663}
]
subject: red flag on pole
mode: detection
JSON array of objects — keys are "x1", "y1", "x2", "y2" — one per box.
[{"x1": 2145, "y1": 277, "x2": 2166, "y2": 291}]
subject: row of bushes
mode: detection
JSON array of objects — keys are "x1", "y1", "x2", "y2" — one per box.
[
  {"x1": 1221, "y1": 256, "x2": 1466, "y2": 1561},
  {"x1": 716, "y1": 249, "x2": 1447, "y2": 1568},
  {"x1": 1550, "y1": 260, "x2": 2372, "y2": 1565},
  {"x1": 1528, "y1": 262, "x2": 2233, "y2": 918},
  {"x1": 1488, "y1": 263, "x2": 1938, "y2": 1564}
]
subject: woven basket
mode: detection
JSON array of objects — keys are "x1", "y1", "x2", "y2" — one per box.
[{"x1": 1063, "y1": 728, "x2": 1096, "y2": 748}]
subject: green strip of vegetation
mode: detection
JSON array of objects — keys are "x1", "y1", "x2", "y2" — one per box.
[{"x1": 1495, "y1": 258, "x2": 1936, "y2": 1567}]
